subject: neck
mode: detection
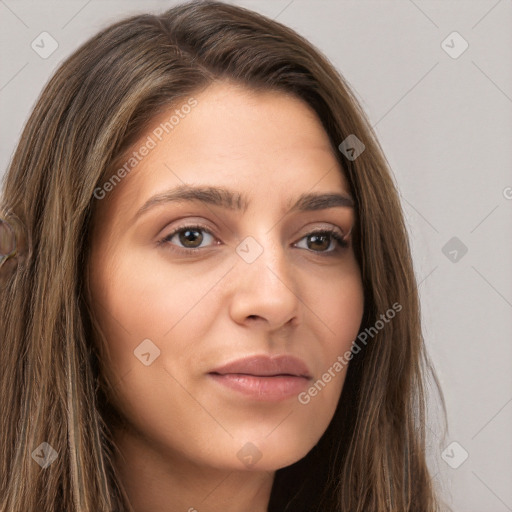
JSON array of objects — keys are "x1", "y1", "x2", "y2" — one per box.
[{"x1": 113, "y1": 425, "x2": 275, "y2": 512}]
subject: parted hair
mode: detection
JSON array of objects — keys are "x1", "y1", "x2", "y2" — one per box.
[{"x1": 0, "y1": 1, "x2": 447, "y2": 511}]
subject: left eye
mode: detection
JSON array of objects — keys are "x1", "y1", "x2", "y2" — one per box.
[
  {"x1": 294, "y1": 230, "x2": 349, "y2": 253},
  {"x1": 159, "y1": 225, "x2": 349, "y2": 254}
]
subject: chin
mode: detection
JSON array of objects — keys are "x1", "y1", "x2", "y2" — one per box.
[{"x1": 219, "y1": 425, "x2": 324, "y2": 472}]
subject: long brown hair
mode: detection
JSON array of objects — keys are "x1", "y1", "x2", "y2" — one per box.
[{"x1": 0, "y1": 1, "x2": 448, "y2": 510}]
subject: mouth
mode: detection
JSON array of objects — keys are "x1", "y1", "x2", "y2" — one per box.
[{"x1": 208, "y1": 354, "x2": 312, "y2": 401}]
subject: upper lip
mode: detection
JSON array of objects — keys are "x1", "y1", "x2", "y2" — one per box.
[{"x1": 209, "y1": 355, "x2": 312, "y2": 379}]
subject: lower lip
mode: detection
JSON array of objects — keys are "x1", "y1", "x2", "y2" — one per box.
[{"x1": 208, "y1": 373, "x2": 310, "y2": 401}]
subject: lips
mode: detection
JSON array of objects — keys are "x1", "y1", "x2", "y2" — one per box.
[
  {"x1": 208, "y1": 355, "x2": 312, "y2": 401},
  {"x1": 209, "y1": 354, "x2": 312, "y2": 379}
]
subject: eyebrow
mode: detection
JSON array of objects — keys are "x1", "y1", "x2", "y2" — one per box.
[{"x1": 134, "y1": 184, "x2": 355, "y2": 220}]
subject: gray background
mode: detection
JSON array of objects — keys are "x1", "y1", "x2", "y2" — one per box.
[{"x1": 1, "y1": 1, "x2": 511, "y2": 510}]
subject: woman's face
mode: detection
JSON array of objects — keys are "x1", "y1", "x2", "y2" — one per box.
[{"x1": 87, "y1": 81, "x2": 364, "y2": 473}]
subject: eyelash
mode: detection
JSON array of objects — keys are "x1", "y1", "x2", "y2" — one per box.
[{"x1": 157, "y1": 223, "x2": 350, "y2": 256}]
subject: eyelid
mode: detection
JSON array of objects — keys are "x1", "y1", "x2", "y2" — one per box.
[
  {"x1": 157, "y1": 222, "x2": 219, "y2": 252},
  {"x1": 158, "y1": 221, "x2": 351, "y2": 256}
]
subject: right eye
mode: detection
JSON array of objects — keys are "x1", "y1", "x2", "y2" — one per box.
[{"x1": 158, "y1": 224, "x2": 220, "y2": 254}]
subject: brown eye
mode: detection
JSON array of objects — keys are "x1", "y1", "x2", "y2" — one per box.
[
  {"x1": 307, "y1": 233, "x2": 331, "y2": 252},
  {"x1": 160, "y1": 224, "x2": 217, "y2": 253},
  {"x1": 178, "y1": 229, "x2": 203, "y2": 248},
  {"x1": 294, "y1": 228, "x2": 349, "y2": 255}
]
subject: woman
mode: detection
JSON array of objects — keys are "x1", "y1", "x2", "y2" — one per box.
[{"x1": 0, "y1": 1, "x2": 448, "y2": 510}]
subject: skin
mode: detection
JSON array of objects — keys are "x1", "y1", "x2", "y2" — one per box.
[{"x1": 87, "y1": 81, "x2": 364, "y2": 512}]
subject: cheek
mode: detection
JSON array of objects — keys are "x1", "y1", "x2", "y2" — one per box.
[
  {"x1": 308, "y1": 263, "x2": 364, "y2": 350},
  {"x1": 87, "y1": 245, "x2": 228, "y2": 375},
  {"x1": 88, "y1": 247, "x2": 170, "y2": 374},
  {"x1": 291, "y1": 263, "x2": 364, "y2": 412},
  {"x1": 87, "y1": 247, "x2": 212, "y2": 434},
  {"x1": 327, "y1": 275, "x2": 364, "y2": 348}
]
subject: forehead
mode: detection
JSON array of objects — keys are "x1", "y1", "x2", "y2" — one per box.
[{"x1": 95, "y1": 81, "x2": 351, "y2": 223}]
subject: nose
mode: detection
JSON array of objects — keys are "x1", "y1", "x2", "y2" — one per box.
[{"x1": 228, "y1": 233, "x2": 302, "y2": 331}]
